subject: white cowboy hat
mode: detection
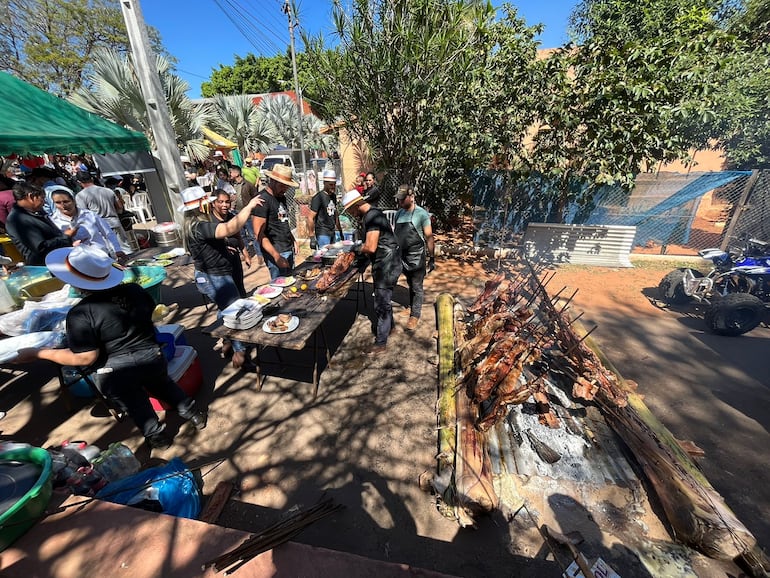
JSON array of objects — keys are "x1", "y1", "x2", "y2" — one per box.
[
  {"x1": 46, "y1": 245, "x2": 124, "y2": 291},
  {"x1": 177, "y1": 186, "x2": 211, "y2": 213},
  {"x1": 321, "y1": 169, "x2": 337, "y2": 182},
  {"x1": 263, "y1": 164, "x2": 299, "y2": 188},
  {"x1": 341, "y1": 190, "x2": 365, "y2": 211}
]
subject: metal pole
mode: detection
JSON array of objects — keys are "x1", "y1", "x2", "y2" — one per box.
[
  {"x1": 284, "y1": 0, "x2": 308, "y2": 190},
  {"x1": 120, "y1": 0, "x2": 187, "y2": 224}
]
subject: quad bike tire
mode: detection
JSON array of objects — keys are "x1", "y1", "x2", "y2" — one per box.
[
  {"x1": 704, "y1": 292, "x2": 766, "y2": 336},
  {"x1": 658, "y1": 268, "x2": 703, "y2": 305}
]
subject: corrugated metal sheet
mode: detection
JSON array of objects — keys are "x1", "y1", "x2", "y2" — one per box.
[{"x1": 522, "y1": 223, "x2": 637, "y2": 267}]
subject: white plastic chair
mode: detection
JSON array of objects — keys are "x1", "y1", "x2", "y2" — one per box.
[{"x1": 130, "y1": 192, "x2": 154, "y2": 223}]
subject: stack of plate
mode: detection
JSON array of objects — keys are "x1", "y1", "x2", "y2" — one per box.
[{"x1": 222, "y1": 299, "x2": 263, "y2": 330}]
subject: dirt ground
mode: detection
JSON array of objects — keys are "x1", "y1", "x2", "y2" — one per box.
[{"x1": 1, "y1": 245, "x2": 768, "y2": 577}]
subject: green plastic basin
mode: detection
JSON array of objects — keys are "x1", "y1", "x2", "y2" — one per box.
[{"x1": 0, "y1": 447, "x2": 53, "y2": 551}]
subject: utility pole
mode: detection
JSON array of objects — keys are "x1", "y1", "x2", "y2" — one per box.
[
  {"x1": 283, "y1": 0, "x2": 308, "y2": 190},
  {"x1": 120, "y1": 0, "x2": 187, "y2": 222}
]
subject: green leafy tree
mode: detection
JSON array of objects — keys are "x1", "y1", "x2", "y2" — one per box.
[
  {"x1": 713, "y1": 0, "x2": 770, "y2": 168},
  {"x1": 0, "y1": 0, "x2": 167, "y2": 95},
  {"x1": 200, "y1": 51, "x2": 324, "y2": 106},
  {"x1": 201, "y1": 53, "x2": 292, "y2": 97},
  {"x1": 304, "y1": 0, "x2": 541, "y2": 220},
  {"x1": 521, "y1": 0, "x2": 741, "y2": 219},
  {"x1": 69, "y1": 49, "x2": 210, "y2": 161}
]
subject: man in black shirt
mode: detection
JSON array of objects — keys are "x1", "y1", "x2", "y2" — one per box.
[
  {"x1": 309, "y1": 169, "x2": 344, "y2": 247},
  {"x1": 16, "y1": 245, "x2": 207, "y2": 450},
  {"x1": 251, "y1": 164, "x2": 298, "y2": 281},
  {"x1": 6, "y1": 182, "x2": 75, "y2": 264},
  {"x1": 342, "y1": 190, "x2": 400, "y2": 354}
]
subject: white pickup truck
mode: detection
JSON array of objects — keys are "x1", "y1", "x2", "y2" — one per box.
[{"x1": 260, "y1": 152, "x2": 329, "y2": 193}]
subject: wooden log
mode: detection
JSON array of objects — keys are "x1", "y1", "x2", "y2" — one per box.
[
  {"x1": 436, "y1": 293, "x2": 457, "y2": 471},
  {"x1": 572, "y1": 319, "x2": 767, "y2": 572},
  {"x1": 455, "y1": 373, "x2": 499, "y2": 521},
  {"x1": 199, "y1": 481, "x2": 234, "y2": 524}
]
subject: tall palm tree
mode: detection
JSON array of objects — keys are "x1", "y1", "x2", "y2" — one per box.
[
  {"x1": 69, "y1": 49, "x2": 211, "y2": 161},
  {"x1": 207, "y1": 94, "x2": 277, "y2": 159},
  {"x1": 257, "y1": 94, "x2": 301, "y2": 147}
]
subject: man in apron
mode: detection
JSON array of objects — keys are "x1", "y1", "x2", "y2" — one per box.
[
  {"x1": 342, "y1": 190, "x2": 401, "y2": 354},
  {"x1": 393, "y1": 184, "x2": 434, "y2": 331}
]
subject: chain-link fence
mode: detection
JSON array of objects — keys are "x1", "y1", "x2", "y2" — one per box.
[{"x1": 471, "y1": 169, "x2": 770, "y2": 255}]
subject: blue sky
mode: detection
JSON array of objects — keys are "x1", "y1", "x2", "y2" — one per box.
[{"x1": 142, "y1": 1, "x2": 577, "y2": 98}]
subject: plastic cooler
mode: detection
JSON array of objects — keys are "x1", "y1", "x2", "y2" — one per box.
[
  {"x1": 155, "y1": 323, "x2": 187, "y2": 346},
  {"x1": 150, "y1": 345, "x2": 202, "y2": 411}
]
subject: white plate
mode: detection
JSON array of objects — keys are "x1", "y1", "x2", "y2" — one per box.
[
  {"x1": 254, "y1": 285, "x2": 282, "y2": 299},
  {"x1": 262, "y1": 315, "x2": 299, "y2": 334},
  {"x1": 0, "y1": 332, "x2": 58, "y2": 363},
  {"x1": 270, "y1": 276, "x2": 296, "y2": 288}
]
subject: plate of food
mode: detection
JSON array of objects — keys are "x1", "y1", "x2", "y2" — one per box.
[
  {"x1": 299, "y1": 266, "x2": 322, "y2": 280},
  {"x1": 255, "y1": 285, "x2": 282, "y2": 299},
  {"x1": 270, "y1": 276, "x2": 296, "y2": 288},
  {"x1": 155, "y1": 248, "x2": 186, "y2": 260},
  {"x1": 251, "y1": 294, "x2": 272, "y2": 305},
  {"x1": 262, "y1": 314, "x2": 299, "y2": 334},
  {"x1": 131, "y1": 258, "x2": 172, "y2": 267}
]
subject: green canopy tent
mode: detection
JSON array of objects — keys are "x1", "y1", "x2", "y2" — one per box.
[{"x1": 0, "y1": 72, "x2": 149, "y2": 157}]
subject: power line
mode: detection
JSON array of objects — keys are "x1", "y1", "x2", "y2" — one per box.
[{"x1": 210, "y1": 0, "x2": 285, "y2": 56}]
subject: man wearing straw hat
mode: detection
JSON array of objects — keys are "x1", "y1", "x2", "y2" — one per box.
[
  {"x1": 309, "y1": 169, "x2": 344, "y2": 249},
  {"x1": 251, "y1": 163, "x2": 299, "y2": 281},
  {"x1": 341, "y1": 190, "x2": 401, "y2": 354},
  {"x1": 16, "y1": 244, "x2": 207, "y2": 450}
]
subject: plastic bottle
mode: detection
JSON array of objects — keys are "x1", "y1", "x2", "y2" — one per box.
[
  {"x1": 93, "y1": 442, "x2": 140, "y2": 482},
  {"x1": 61, "y1": 440, "x2": 101, "y2": 463}
]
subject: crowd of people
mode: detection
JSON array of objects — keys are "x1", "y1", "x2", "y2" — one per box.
[
  {"x1": 0, "y1": 154, "x2": 148, "y2": 264},
  {"x1": 2, "y1": 149, "x2": 436, "y2": 448}
]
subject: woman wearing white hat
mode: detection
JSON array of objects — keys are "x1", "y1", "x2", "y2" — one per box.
[
  {"x1": 15, "y1": 245, "x2": 207, "y2": 450},
  {"x1": 180, "y1": 186, "x2": 263, "y2": 370}
]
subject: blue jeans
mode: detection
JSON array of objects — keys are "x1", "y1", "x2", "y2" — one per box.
[
  {"x1": 317, "y1": 234, "x2": 332, "y2": 248},
  {"x1": 265, "y1": 250, "x2": 295, "y2": 281},
  {"x1": 194, "y1": 270, "x2": 247, "y2": 353},
  {"x1": 94, "y1": 347, "x2": 196, "y2": 438}
]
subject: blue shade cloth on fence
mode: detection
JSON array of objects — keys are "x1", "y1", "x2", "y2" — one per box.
[{"x1": 586, "y1": 171, "x2": 751, "y2": 246}]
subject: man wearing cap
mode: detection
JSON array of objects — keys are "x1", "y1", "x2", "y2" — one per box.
[
  {"x1": 242, "y1": 158, "x2": 260, "y2": 186},
  {"x1": 341, "y1": 190, "x2": 401, "y2": 354},
  {"x1": 309, "y1": 170, "x2": 344, "y2": 248},
  {"x1": 394, "y1": 184, "x2": 434, "y2": 331},
  {"x1": 6, "y1": 181, "x2": 76, "y2": 265},
  {"x1": 251, "y1": 164, "x2": 299, "y2": 281}
]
